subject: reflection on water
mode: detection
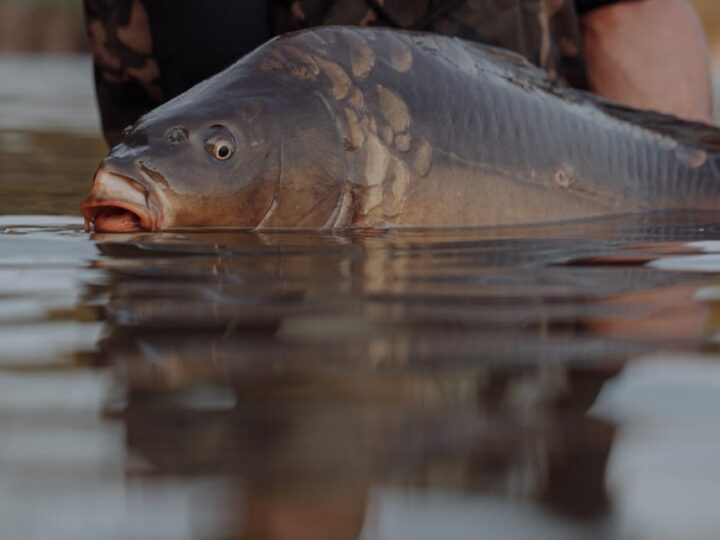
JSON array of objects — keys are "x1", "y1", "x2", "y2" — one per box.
[
  {"x1": 5, "y1": 56, "x2": 720, "y2": 540},
  {"x1": 0, "y1": 131, "x2": 105, "y2": 214},
  {"x1": 0, "y1": 55, "x2": 105, "y2": 215},
  {"x1": 4, "y1": 213, "x2": 720, "y2": 539}
]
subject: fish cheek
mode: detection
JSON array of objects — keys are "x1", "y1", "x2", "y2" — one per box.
[
  {"x1": 164, "y1": 153, "x2": 280, "y2": 228},
  {"x1": 172, "y1": 173, "x2": 276, "y2": 227},
  {"x1": 141, "y1": 151, "x2": 230, "y2": 199}
]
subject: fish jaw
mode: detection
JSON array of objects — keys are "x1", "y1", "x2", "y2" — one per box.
[{"x1": 80, "y1": 168, "x2": 162, "y2": 233}]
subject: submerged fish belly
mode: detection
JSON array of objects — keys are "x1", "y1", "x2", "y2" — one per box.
[{"x1": 391, "y1": 165, "x2": 625, "y2": 227}]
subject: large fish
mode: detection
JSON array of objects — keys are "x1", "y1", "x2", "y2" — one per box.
[{"x1": 80, "y1": 26, "x2": 720, "y2": 232}]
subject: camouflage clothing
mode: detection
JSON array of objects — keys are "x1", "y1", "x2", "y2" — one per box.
[
  {"x1": 85, "y1": 0, "x2": 161, "y2": 146},
  {"x1": 84, "y1": 0, "x2": 598, "y2": 146},
  {"x1": 274, "y1": 0, "x2": 587, "y2": 85}
]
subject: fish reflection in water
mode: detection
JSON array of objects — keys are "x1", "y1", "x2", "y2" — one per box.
[{"x1": 66, "y1": 212, "x2": 720, "y2": 539}]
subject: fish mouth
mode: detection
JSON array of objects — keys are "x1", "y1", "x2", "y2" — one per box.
[
  {"x1": 80, "y1": 167, "x2": 162, "y2": 233},
  {"x1": 80, "y1": 199, "x2": 157, "y2": 233}
]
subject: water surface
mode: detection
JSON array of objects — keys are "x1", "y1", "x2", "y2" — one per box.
[{"x1": 4, "y1": 55, "x2": 720, "y2": 540}]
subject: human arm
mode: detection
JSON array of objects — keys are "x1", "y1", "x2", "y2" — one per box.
[{"x1": 580, "y1": 0, "x2": 713, "y2": 122}]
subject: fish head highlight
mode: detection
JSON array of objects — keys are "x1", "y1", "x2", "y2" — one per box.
[
  {"x1": 82, "y1": 36, "x2": 353, "y2": 232},
  {"x1": 81, "y1": 85, "x2": 287, "y2": 232}
]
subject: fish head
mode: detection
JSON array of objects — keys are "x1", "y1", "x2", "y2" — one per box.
[{"x1": 81, "y1": 89, "x2": 283, "y2": 232}]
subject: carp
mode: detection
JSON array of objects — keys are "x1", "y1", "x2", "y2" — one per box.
[{"x1": 81, "y1": 26, "x2": 720, "y2": 232}]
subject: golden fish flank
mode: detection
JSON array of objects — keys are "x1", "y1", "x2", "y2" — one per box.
[
  {"x1": 288, "y1": 62, "x2": 316, "y2": 81},
  {"x1": 383, "y1": 158, "x2": 411, "y2": 217},
  {"x1": 395, "y1": 133, "x2": 411, "y2": 152},
  {"x1": 296, "y1": 31, "x2": 329, "y2": 56},
  {"x1": 386, "y1": 34, "x2": 413, "y2": 72},
  {"x1": 344, "y1": 108, "x2": 366, "y2": 148},
  {"x1": 313, "y1": 56, "x2": 352, "y2": 100},
  {"x1": 362, "y1": 132, "x2": 391, "y2": 187},
  {"x1": 412, "y1": 139, "x2": 432, "y2": 177},
  {"x1": 381, "y1": 125, "x2": 394, "y2": 145},
  {"x1": 260, "y1": 45, "x2": 320, "y2": 80},
  {"x1": 359, "y1": 114, "x2": 378, "y2": 135},
  {"x1": 348, "y1": 88, "x2": 364, "y2": 110},
  {"x1": 260, "y1": 48, "x2": 286, "y2": 71},
  {"x1": 345, "y1": 31, "x2": 375, "y2": 80},
  {"x1": 284, "y1": 45, "x2": 321, "y2": 76},
  {"x1": 369, "y1": 115, "x2": 378, "y2": 134},
  {"x1": 377, "y1": 85, "x2": 410, "y2": 134},
  {"x1": 363, "y1": 186, "x2": 384, "y2": 215}
]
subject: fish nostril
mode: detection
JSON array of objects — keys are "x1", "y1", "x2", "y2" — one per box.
[
  {"x1": 118, "y1": 127, "x2": 149, "y2": 147},
  {"x1": 166, "y1": 126, "x2": 188, "y2": 144}
]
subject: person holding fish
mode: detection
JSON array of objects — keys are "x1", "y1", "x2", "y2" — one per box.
[
  {"x1": 84, "y1": 0, "x2": 711, "y2": 146},
  {"x1": 81, "y1": 0, "x2": 719, "y2": 232}
]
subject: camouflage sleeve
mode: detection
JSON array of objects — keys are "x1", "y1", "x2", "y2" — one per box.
[
  {"x1": 84, "y1": 0, "x2": 164, "y2": 146},
  {"x1": 141, "y1": 1, "x2": 270, "y2": 98},
  {"x1": 84, "y1": 0, "x2": 270, "y2": 147}
]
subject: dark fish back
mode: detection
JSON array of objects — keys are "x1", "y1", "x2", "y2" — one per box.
[{"x1": 84, "y1": 0, "x2": 587, "y2": 146}]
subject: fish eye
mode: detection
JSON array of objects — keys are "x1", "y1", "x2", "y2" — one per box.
[
  {"x1": 205, "y1": 135, "x2": 236, "y2": 161},
  {"x1": 121, "y1": 125, "x2": 132, "y2": 138}
]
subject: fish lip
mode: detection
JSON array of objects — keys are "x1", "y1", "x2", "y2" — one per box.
[
  {"x1": 80, "y1": 197, "x2": 158, "y2": 232},
  {"x1": 80, "y1": 166, "x2": 166, "y2": 233}
]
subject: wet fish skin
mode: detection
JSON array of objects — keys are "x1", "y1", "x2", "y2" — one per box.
[{"x1": 81, "y1": 26, "x2": 720, "y2": 231}]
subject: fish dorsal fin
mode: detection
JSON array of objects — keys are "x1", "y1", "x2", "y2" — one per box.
[
  {"x1": 459, "y1": 37, "x2": 720, "y2": 155},
  {"x1": 586, "y1": 98, "x2": 720, "y2": 154},
  {"x1": 405, "y1": 29, "x2": 720, "y2": 155},
  {"x1": 461, "y1": 40, "x2": 553, "y2": 86}
]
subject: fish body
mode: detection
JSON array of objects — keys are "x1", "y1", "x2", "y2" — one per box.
[{"x1": 81, "y1": 26, "x2": 720, "y2": 232}]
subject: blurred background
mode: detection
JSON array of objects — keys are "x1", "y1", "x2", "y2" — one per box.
[
  {"x1": 695, "y1": 0, "x2": 720, "y2": 48},
  {"x1": 0, "y1": 0, "x2": 85, "y2": 52}
]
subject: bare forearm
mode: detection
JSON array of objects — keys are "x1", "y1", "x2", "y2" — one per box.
[{"x1": 582, "y1": 0, "x2": 713, "y2": 122}]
